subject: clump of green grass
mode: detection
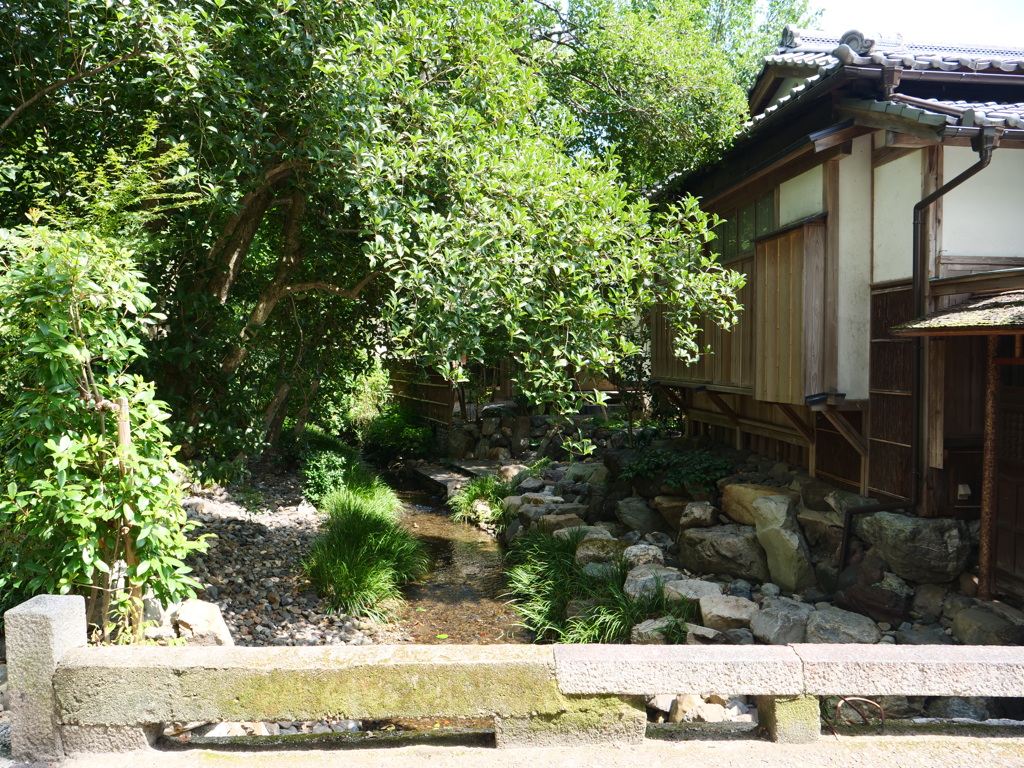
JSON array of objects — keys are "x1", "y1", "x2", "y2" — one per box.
[
  {"x1": 301, "y1": 445, "x2": 376, "y2": 505},
  {"x1": 303, "y1": 469, "x2": 427, "y2": 621},
  {"x1": 505, "y1": 529, "x2": 694, "y2": 644},
  {"x1": 449, "y1": 475, "x2": 513, "y2": 526}
]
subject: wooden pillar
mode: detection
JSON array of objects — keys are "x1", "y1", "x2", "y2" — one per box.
[{"x1": 979, "y1": 335, "x2": 999, "y2": 600}]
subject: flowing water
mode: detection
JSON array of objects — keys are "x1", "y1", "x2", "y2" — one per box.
[{"x1": 391, "y1": 487, "x2": 530, "y2": 645}]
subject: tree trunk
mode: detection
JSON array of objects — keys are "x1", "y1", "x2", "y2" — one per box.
[{"x1": 292, "y1": 365, "x2": 323, "y2": 437}]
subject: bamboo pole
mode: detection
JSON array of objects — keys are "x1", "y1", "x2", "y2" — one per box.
[{"x1": 979, "y1": 336, "x2": 998, "y2": 600}]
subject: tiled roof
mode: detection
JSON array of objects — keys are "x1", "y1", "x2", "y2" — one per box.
[
  {"x1": 749, "y1": 27, "x2": 1024, "y2": 130},
  {"x1": 894, "y1": 290, "x2": 1024, "y2": 336},
  {"x1": 778, "y1": 25, "x2": 1024, "y2": 61},
  {"x1": 759, "y1": 26, "x2": 1024, "y2": 80}
]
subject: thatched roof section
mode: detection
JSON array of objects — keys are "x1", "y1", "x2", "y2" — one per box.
[{"x1": 894, "y1": 290, "x2": 1024, "y2": 336}]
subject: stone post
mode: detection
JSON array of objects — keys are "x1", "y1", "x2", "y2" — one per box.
[
  {"x1": 5, "y1": 594, "x2": 87, "y2": 763},
  {"x1": 757, "y1": 694, "x2": 821, "y2": 743}
]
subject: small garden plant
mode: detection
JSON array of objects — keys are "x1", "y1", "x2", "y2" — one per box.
[
  {"x1": 300, "y1": 438, "x2": 427, "y2": 620},
  {"x1": 505, "y1": 529, "x2": 695, "y2": 643},
  {"x1": 621, "y1": 447, "x2": 732, "y2": 495},
  {"x1": 449, "y1": 475, "x2": 513, "y2": 527}
]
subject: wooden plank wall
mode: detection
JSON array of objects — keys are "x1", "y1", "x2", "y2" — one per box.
[
  {"x1": 650, "y1": 254, "x2": 755, "y2": 390},
  {"x1": 755, "y1": 230, "x2": 804, "y2": 404},
  {"x1": 389, "y1": 361, "x2": 455, "y2": 427}
]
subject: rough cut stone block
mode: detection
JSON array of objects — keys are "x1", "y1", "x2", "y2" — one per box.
[
  {"x1": 61, "y1": 724, "x2": 161, "y2": 756},
  {"x1": 553, "y1": 644, "x2": 803, "y2": 696},
  {"x1": 794, "y1": 643, "x2": 1024, "y2": 697},
  {"x1": 5, "y1": 594, "x2": 87, "y2": 763},
  {"x1": 494, "y1": 695, "x2": 646, "y2": 748},
  {"x1": 757, "y1": 695, "x2": 820, "y2": 743},
  {"x1": 55, "y1": 645, "x2": 571, "y2": 725}
]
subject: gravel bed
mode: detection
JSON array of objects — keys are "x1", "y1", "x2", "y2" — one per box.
[{"x1": 183, "y1": 466, "x2": 403, "y2": 647}]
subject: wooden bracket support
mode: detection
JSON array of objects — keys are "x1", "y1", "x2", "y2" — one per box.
[
  {"x1": 774, "y1": 403, "x2": 815, "y2": 445},
  {"x1": 704, "y1": 391, "x2": 741, "y2": 426},
  {"x1": 655, "y1": 385, "x2": 689, "y2": 413},
  {"x1": 821, "y1": 408, "x2": 868, "y2": 457}
]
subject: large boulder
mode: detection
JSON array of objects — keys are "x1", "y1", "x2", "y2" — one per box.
[
  {"x1": 789, "y1": 475, "x2": 837, "y2": 513},
  {"x1": 825, "y1": 490, "x2": 876, "y2": 517},
  {"x1": 952, "y1": 607, "x2": 1024, "y2": 645},
  {"x1": 447, "y1": 429, "x2": 475, "y2": 459},
  {"x1": 553, "y1": 525, "x2": 612, "y2": 542},
  {"x1": 565, "y1": 462, "x2": 609, "y2": 485},
  {"x1": 630, "y1": 617, "x2": 675, "y2": 644},
  {"x1": 575, "y1": 538, "x2": 631, "y2": 566},
  {"x1": 497, "y1": 464, "x2": 529, "y2": 483},
  {"x1": 805, "y1": 606, "x2": 882, "y2": 644},
  {"x1": 720, "y1": 484, "x2": 800, "y2": 525},
  {"x1": 680, "y1": 501, "x2": 718, "y2": 530},
  {"x1": 623, "y1": 544, "x2": 664, "y2": 568},
  {"x1": 624, "y1": 563, "x2": 683, "y2": 600},
  {"x1": 750, "y1": 596, "x2": 814, "y2": 645},
  {"x1": 836, "y1": 581, "x2": 911, "y2": 624},
  {"x1": 664, "y1": 579, "x2": 723, "y2": 604},
  {"x1": 750, "y1": 495, "x2": 816, "y2": 592},
  {"x1": 615, "y1": 496, "x2": 671, "y2": 537},
  {"x1": 537, "y1": 513, "x2": 586, "y2": 533},
  {"x1": 653, "y1": 497, "x2": 717, "y2": 532},
  {"x1": 698, "y1": 594, "x2": 757, "y2": 632},
  {"x1": 678, "y1": 524, "x2": 770, "y2": 583},
  {"x1": 650, "y1": 495, "x2": 689, "y2": 531},
  {"x1": 854, "y1": 512, "x2": 970, "y2": 583},
  {"x1": 173, "y1": 599, "x2": 234, "y2": 646}
]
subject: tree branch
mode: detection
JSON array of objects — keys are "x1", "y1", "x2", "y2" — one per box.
[
  {"x1": 282, "y1": 271, "x2": 379, "y2": 301},
  {"x1": 1, "y1": 45, "x2": 141, "y2": 133}
]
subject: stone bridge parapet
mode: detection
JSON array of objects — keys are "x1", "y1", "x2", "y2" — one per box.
[{"x1": 8, "y1": 595, "x2": 1024, "y2": 763}]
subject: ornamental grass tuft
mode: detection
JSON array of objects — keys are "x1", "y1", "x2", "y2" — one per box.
[
  {"x1": 505, "y1": 529, "x2": 694, "y2": 643},
  {"x1": 302, "y1": 451, "x2": 427, "y2": 621}
]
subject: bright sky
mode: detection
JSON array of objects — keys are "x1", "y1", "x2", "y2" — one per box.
[{"x1": 812, "y1": 0, "x2": 1024, "y2": 49}]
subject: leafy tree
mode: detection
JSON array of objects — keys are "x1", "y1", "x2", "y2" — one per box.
[
  {"x1": 528, "y1": 0, "x2": 817, "y2": 189},
  {"x1": 1, "y1": 0, "x2": 755, "y2": 458}
]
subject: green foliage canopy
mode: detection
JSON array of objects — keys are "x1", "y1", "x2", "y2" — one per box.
[{"x1": 0, "y1": 0, "x2": 806, "y2": 454}]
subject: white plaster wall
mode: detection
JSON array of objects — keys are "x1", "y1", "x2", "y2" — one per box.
[
  {"x1": 872, "y1": 150, "x2": 922, "y2": 283},
  {"x1": 941, "y1": 146, "x2": 1024, "y2": 259},
  {"x1": 779, "y1": 165, "x2": 825, "y2": 226},
  {"x1": 836, "y1": 135, "x2": 873, "y2": 400}
]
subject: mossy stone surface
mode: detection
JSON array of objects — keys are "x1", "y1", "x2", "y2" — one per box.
[{"x1": 757, "y1": 695, "x2": 820, "y2": 743}]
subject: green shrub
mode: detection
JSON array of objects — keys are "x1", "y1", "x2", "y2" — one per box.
[
  {"x1": 620, "y1": 447, "x2": 732, "y2": 494},
  {"x1": 303, "y1": 484, "x2": 427, "y2": 621},
  {"x1": 505, "y1": 529, "x2": 694, "y2": 643},
  {"x1": 300, "y1": 445, "x2": 373, "y2": 505},
  {"x1": 0, "y1": 222, "x2": 206, "y2": 639},
  {"x1": 362, "y1": 407, "x2": 434, "y2": 462},
  {"x1": 449, "y1": 475, "x2": 513, "y2": 527}
]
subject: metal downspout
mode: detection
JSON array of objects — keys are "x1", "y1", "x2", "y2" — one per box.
[{"x1": 836, "y1": 126, "x2": 1000, "y2": 577}]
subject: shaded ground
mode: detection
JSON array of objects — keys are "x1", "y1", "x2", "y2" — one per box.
[{"x1": 389, "y1": 488, "x2": 529, "y2": 645}]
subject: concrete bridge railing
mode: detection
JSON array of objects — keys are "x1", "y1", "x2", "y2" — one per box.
[{"x1": 8, "y1": 594, "x2": 1024, "y2": 763}]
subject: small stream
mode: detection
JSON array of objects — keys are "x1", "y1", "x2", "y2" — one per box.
[{"x1": 391, "y1": 487, "x2": 530, "y2": 644}]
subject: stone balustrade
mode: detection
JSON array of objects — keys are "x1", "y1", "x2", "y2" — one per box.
[{"x1": 8, "y1": 594, "x2": 1024, "y2": 763}]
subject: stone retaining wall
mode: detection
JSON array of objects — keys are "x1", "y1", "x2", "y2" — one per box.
[{"x1": 8, "y1": 595, "x2": 1024, "y2": 763}]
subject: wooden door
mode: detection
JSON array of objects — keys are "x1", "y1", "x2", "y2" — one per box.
[{"x1": 993, "y1": 378, "x2": 1024, "y2": 599}]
